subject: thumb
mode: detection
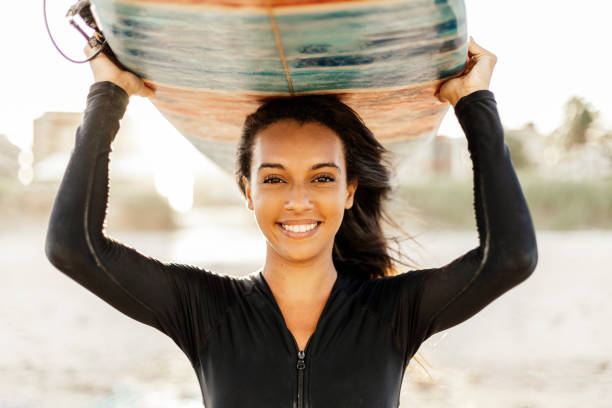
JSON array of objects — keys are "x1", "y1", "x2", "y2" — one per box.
[
  {"x1": 138, "y1": 83, "x2": 156, "y2": 98},
  {"x1": 468, "y1": 36, "x2": 497, "y2": 66},
  {"x1": 83, "y1": 42, "x2": 105, "y2": 60},
  {"x1": 468, "y1": 36, "x2": 487, "y2": 54},
  {"x1": 83, "y1": 43, "x2": 98, "y2": 57}
]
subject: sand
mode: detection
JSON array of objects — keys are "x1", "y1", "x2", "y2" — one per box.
[{"x1": 1, "y1": 209, "x2": 610, "y2": 407}]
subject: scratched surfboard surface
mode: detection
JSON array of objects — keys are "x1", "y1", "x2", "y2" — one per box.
[{"x1": 91, "y1": 0, "x2": 467, "y2": 172}]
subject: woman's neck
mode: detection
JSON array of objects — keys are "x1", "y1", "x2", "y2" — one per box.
[{"x1": 261, "y1": 245, "x2": 338, "y2": 303}]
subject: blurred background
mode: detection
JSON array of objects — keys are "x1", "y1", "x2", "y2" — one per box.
[{"x1": 1, "y1": 0, "x2": 611, "y2": 407}]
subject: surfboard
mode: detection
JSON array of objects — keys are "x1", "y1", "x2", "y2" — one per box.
[{"x1": 90, "y1": 0, "x2": 467, "y2": 172}]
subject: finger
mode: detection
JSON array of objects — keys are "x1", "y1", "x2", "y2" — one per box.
[
  {"x1": 140, "y1": 80, "x2": 156, "y2": 98},
  {"x1": 84, "y1": 44, "x2": 98, "y2": 73},
  {"x1": 465, "y1": 54, "x2": 477, "y2": 70},
  {"x1": 468, "y1": 37, "x2": 491, "y2": 57},
  {"x1": 467, "y1": 36, "x2": 497, "y2": 65},
  {"x1": 457, "y1": 54, "x2": 476, "y2": 77},
  {"x1": 468, "y1": 36, "x2": 486, "y2": 52},
  {"x1": 468, "y1": 37, "x2": 493, "y2": 57},
  {"x1": 84, "y1": 43, "x2": 110, "y2": 67},
  {"x1": 139, "y1": 84, "x2": 155, "y2": 98},
  {"x1": 83, "y1": 42, "x2": 103, "y2": 58},
  {"x1": 87, "y1": 50, "x2": 114, "y2": 72}
]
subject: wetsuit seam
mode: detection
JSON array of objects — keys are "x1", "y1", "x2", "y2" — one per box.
[
  {"x1": 81, "y1": 120, "x2": 161, "y2": 325},
  {"x1": 423, "y1": 252, "x2": 485, "y2": 339},
  {"x1": 419, "y1": 93, "x2": 505, "y2": 338}
]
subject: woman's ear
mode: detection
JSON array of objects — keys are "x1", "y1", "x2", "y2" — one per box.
[
  {"x1": 242, "y1": 176, "x2": 254, "y2": 211},
  {"x1": 345, "y1": 178, "x2": 358, "y2": 210}
]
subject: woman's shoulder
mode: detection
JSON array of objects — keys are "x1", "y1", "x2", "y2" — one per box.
[
  {"x1": 361, "y1": 268, "x2": 429, "y2": 288},
  {"x1": 164, "y1": 263, "x2": 260, "y2": 301},
  {"x1": 331, "y1": 269, "x2": 431, "y2": 333},
  {"x1": 339, "y1": 268, "x2": 429, "y2": 304}
]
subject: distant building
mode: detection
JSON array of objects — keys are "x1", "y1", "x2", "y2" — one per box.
[
  {"x1": 32, "y1": 112, "x2": 83, "y2": 164},
  {"x1": 30, "y1": 111, "x2": 177, "y2": 229},
  {"x1": 389, "y1": 119, "x2": 610, "y2": 182},
  {"x1": 32, "y1": 112, "x2": 144, "y2": 182},
  {"x1": 432, "y1": 135, "x2": 471, "y2": 178},
  {"x1": 394, "y1": 134, "x2": 471, "y2": 181},
  {"x1": 507, "y1": 121, "x2": 612, "y2": 178},
  {"x1": 505, "y1": 122, "x2": 547, "y2": 170},
  {"x1": 0, "y1": 134, "x2": 20, "y2": 179},
  {"x1": 542, "y1": 135, "x2": 612, "y2": 179}
]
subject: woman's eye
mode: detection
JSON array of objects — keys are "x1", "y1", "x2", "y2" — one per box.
[
  {"x1": 314, "y1": 175, "x2": 335, "y2": 183},
  {"x1": 263, "y1": 176, "x2": 284, "y2": 184}
]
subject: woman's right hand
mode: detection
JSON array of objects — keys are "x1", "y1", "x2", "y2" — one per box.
[
  {"x1": 84, "y1": 44, "x2": 155, "y2": 98},
  {"x1": 435, "y1": 37, "x2": 497, "y2": 107}
]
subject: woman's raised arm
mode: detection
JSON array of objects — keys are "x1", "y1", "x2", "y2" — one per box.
[
  {"x1": 44, "y1": 50, "x2": 234, "y2": 363},
  {"x1": 413, "y1": 89, "x2": 538, "y2": 341},
  {"x1": 391, "y1": 38, "x2": 538, "y2": 357}
]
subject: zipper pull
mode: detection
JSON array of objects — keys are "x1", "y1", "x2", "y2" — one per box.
[{"x1": 297, "y1": 350, "x2": 306, "y2": 370}]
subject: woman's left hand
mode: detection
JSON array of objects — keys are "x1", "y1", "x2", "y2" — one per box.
[{"x1": 436, "y1": 36, "x2": 497, "y2": 107}]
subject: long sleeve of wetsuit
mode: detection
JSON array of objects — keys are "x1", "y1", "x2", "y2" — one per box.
[
  {"x1": 393, "y1": 90, "x2": 538, "y2": 356},
  {"x1": 44, "y1": 81, "x2": 235, "y2": 364}
]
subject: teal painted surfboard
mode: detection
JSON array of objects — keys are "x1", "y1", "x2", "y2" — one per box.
[{"x1": 91, "y1": 0, "x2": 468, "y2": 172}]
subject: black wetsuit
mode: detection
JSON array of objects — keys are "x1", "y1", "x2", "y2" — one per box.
[{"x1": 45, "y1": 81, "x2": 538, "y2": 408}]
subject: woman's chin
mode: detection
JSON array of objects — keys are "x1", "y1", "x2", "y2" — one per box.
[
  {"x1": 268, "y1": 242, "x2": 326, "y2": 264},
  {"x1": 277, "y1": 247, "x2": 321, "y2": 264}
]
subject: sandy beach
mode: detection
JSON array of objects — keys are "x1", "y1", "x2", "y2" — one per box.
[{"x1": 1, "y1": 209, "x2": 611, "y2": 407}]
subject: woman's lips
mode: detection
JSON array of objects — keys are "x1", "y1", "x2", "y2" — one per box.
[{"x1": 276, "y1": 221, "x2": 322, "y2": 239}]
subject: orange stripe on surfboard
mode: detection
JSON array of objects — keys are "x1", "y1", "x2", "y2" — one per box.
[
  {"x1": 114, "y1": 0, "x2": 403, "y2": 9},
  {"x1": 265, "y1": 0, "x2": 295, "y2": 94}
]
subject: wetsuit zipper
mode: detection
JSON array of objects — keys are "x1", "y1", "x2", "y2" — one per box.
[
  {"x1": 297, "y1": 349, "x2": 306, "y2": 408},
  {"x1": 257, "y1": 271, "x2": 340, "y2": 408},
  {"x1": 291, "y1": 335, "x2": 312, "y2": 408}
]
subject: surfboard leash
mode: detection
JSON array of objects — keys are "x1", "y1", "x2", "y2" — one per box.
[{"x1": 43, "y1": 0, "x2": 108, "y2": 63}]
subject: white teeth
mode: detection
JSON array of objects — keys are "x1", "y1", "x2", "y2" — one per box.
[{"x1": 281, "y1": 223, "x2": 318, "y2": 233}]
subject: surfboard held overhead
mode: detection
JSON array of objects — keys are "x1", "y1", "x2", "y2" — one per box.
[{"x1": 90, "y1": 0, "x2": 468, "y2": 171}]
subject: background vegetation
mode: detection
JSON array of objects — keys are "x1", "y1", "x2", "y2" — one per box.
[{"x1": 395, "y1": 172, "x2": 612, "y2": 230}]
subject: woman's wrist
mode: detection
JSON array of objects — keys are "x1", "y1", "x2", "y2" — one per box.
[
  {"x1": 93, "y1": 78, "x2": 130, "y2": 96},
  {"x1": 87, "y1": 81, "x2": 130, "y2": 116},
  {"x1": 90, "y1": 80, "x2": 130, "y2": 99},
  {"x1": 454, "y1": 89, "x2": 496, "y2": 116},
  {"x1": 449, "y1": 87, "x2": 488, "y2": 107}
]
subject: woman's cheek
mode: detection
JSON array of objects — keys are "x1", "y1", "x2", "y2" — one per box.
[
  {"x1": 320, "y1": 191, "x2": 346, "y2": 226},
  {"x1": 253, "y1": 190, "x2": 283, "y2": 228}
]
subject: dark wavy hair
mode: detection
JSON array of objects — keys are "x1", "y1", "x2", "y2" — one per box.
[{"x1": 235, "y1": 93, "x2": 418, "y2": 280}]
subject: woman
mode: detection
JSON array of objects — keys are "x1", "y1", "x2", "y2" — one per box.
[{"x1": 45, "y1": 37, "x2": 538, "y2": 407}]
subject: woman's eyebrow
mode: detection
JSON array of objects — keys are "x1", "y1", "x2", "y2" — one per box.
[
  {"x1": 258, "y1": 162, "x2": 341, "y2": 172},
  {"x1": 258, "y1": 163, "x2": 285, "y2": 172},
  {"x1": 311, "y1": 162, "x2": 341, "y2": 172}
]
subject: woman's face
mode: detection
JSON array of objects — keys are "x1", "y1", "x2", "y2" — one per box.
[{"x1": 243, "y1": 119, "x2": 357, "y2": 265}]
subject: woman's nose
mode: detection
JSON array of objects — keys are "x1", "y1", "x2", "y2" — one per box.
[{"x1": 284, "y1": 183, "x2": 313, "y2": 212}]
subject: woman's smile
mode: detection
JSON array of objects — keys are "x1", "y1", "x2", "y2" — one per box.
[{"x1": 277, "y1": 220, "x2": 322, "y2": 238}]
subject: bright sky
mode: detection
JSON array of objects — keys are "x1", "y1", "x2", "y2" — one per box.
[{"x1": 1, "y1": 1, "x2": 611, "y2": 149}]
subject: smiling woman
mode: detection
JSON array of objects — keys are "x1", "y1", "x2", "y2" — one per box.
[
  {"x1": 246, "y1": 120, "x2": 355, "y2": 265},
  {"x1": 45, "y1": 38, "x2": 538, "y2": 407},
  {"x1": 236, "y1": 96, "x2": 405, "y2": 283}
]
